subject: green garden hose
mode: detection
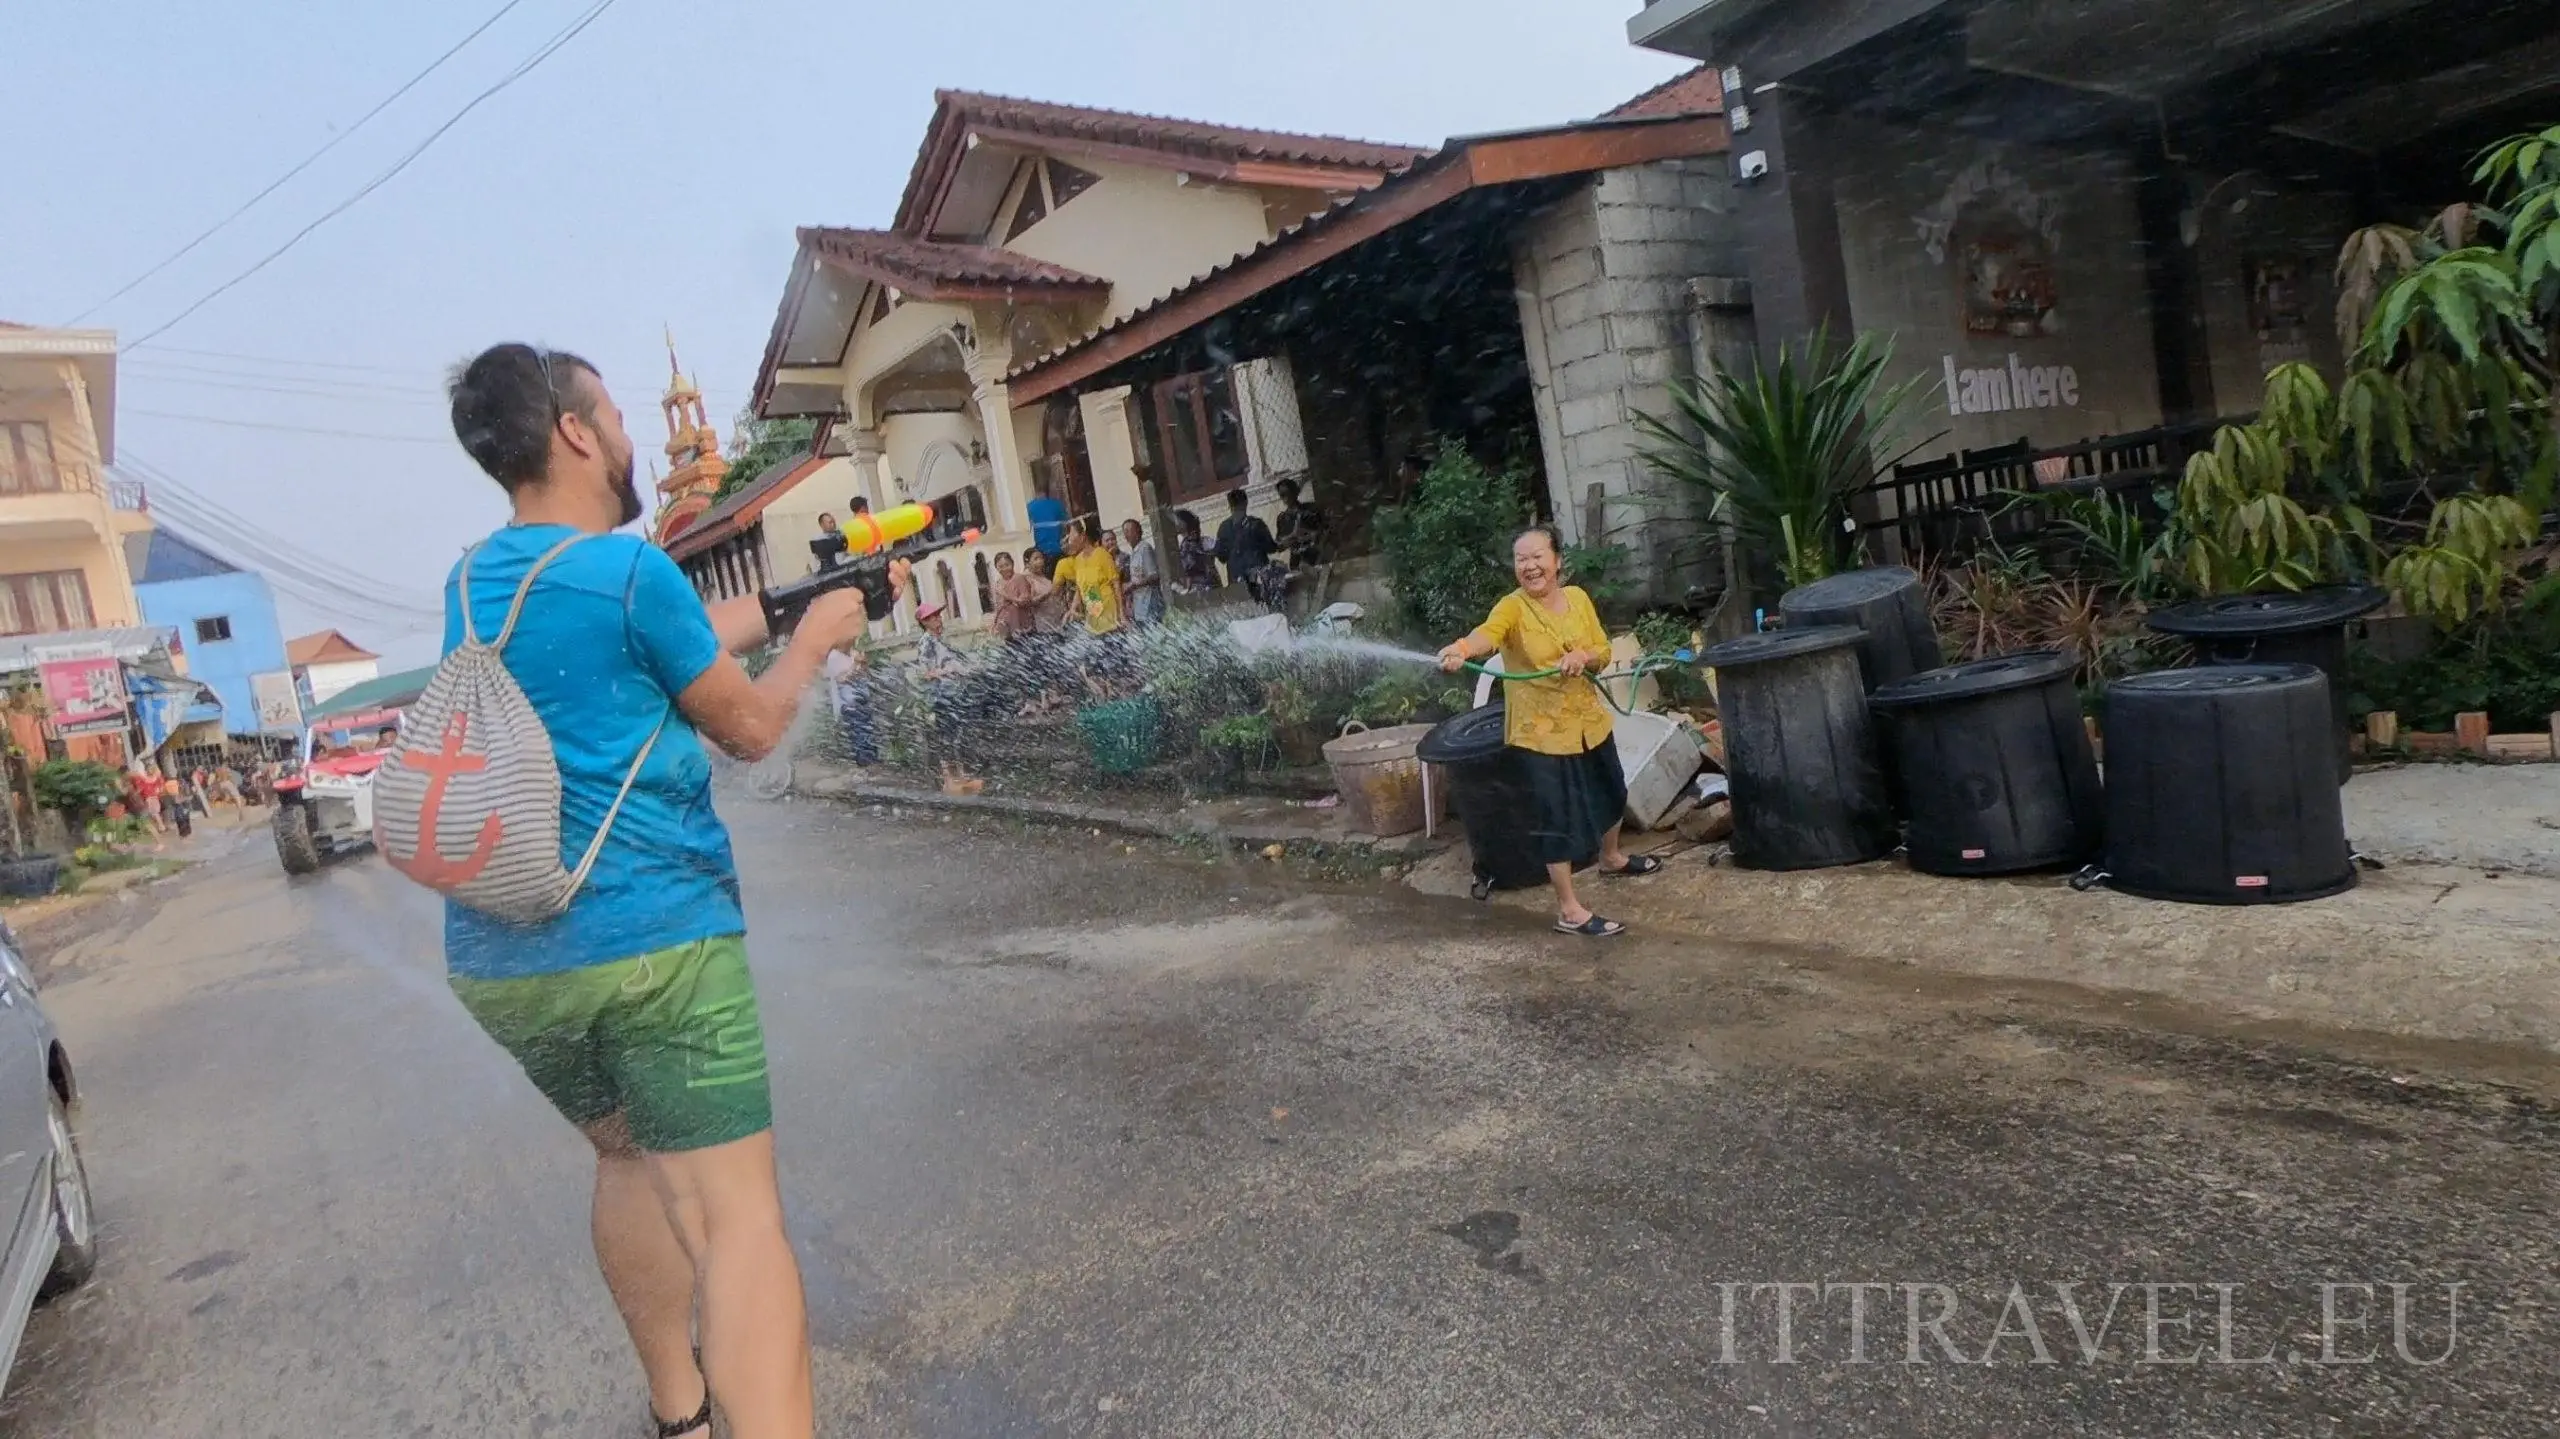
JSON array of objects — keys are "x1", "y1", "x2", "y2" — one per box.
[{"x1": 1460, "y1": 649, "x2": 1697, "y2": 715}]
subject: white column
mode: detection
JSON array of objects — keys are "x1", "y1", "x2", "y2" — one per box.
[
  {"x1": 964, "y1": 341, "x2": 1030, "y2": 534},
  {"x1": 843, "y1": 427, "x2": 888, "y2": 510}
]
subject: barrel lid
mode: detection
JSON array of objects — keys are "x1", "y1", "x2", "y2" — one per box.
[
  {"x1": 1415, "y1": 703, "x2": 1509, "y2": 764},
  {"x1": 2145, "y1": 584, "x2": 2386, "y2": 638},
  {"x1": 1778, "y1": 565, "x2": 1923, "y2": 612},
  {"x1": 1700, "y1": 624, "x2": 1868, "y2": 669},
  {"x1": 1870, "y1": 649, "x2": 2075, "y2": 709},
  {"x1": 2109, "y1": 662, "x2": 2324, "y2": 694}
]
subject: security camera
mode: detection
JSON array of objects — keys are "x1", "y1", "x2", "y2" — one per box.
[{"x1": 1737, "y1": 150, "x2": 1770, "y2": 182}]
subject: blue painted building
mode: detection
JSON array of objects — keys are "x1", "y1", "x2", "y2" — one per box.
[{"x1": 129, "y1": 529, "x2": 292, "y2": 737}]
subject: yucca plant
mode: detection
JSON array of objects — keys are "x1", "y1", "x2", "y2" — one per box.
[{"x1": 1636, "y1": 327, "x2": 1931, "y2": 590}]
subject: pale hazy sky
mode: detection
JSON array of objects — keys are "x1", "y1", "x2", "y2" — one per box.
[{"x1": 10, "y1": 1, "x2": 1683, "y2": 666}]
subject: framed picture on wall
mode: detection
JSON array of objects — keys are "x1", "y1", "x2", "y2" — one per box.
[
  {"x1": 1957, "y1": 215, "x2": 2059, "y2": 338},
  {"x1": 2246, "y1": 255, "x2": 2309, "y2": 340}
]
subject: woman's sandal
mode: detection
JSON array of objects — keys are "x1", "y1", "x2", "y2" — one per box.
[
  {"x1": 1603, "y1": 854, "x2": 1665, "y2": 877},
  {"x1": 653, "y1": 1396, "x2": 711, "y2": 1437},
  {"x1": 1555, "y1": 914, "x2": 1627, "y2": 937}
]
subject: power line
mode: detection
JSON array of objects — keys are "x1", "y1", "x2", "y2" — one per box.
[
  {"x1": 65, "y1": 0, "x2": 537, "y2": 325},
  {"x1": 120, "y1": 452, "x2": 451, "y2": 619},
  {"x1": 123, "y1": 409, "x2": 451, "y2": 444},
  {"x1": 121, "y1": 343, "x2": 428, "y2": 378},
  {"x1": 140, "y1": 501, "x2": 443, "y2": 613},
  {"x1": 123, "y1": 356, "x2": 442, "y2": 395},
  {"x1": 121, "y1": 0, "x2": 627, "y2": 350},
  {"x1": 121, "y1": 369, "x2": 444, "y2": 406}
]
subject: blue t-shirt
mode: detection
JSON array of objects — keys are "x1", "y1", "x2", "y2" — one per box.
[
  {"x1": 1027, "y1": 495, "x2": 1068, "y2": 557},
  {"x1": 440, "y1": 525, "x2": 743, "y2": 980}
]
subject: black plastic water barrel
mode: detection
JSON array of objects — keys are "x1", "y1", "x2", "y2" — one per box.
[
  {"x1": 2145, "y1": 585, "x2": 2386, "y2": 784},
  {"x1": 2100, "y1": 664, "x2": 2354, "y2": 904},
  {"x1": 1777, "y1": 566, "x2": 1941, "y2": 691},
  {"x1": 1416, "y1": 704, "x2": 1548, "y2": 895},
  {"x1": 1869, "y1": 650, "x2": 2102, "y2": 875},
  {"x1": 1699, "y1": 626, "x2": 1896, "y2": 870}
]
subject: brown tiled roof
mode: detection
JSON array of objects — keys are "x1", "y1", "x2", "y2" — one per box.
[
  {"x1": 286, "y1": 629, "x2": 379, "y2": 665},
  {"x1": 800, "y1": 228, "x2": 1110, "y2": 302},
  {"x1": 1604, "y1": 66, "x2": 1725, "y2": 119},
  {"x1": 663, "y1": 450, "x2": 828, "y2": 561},
  {"x1": 1006, "y1": 112, "x2": 1731, "y2": 403},
  {"x1": 896, "y1": 90, "x2": 1427, "y2": 232}
]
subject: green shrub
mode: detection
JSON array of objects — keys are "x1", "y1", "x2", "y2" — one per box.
[
  {"x1": 2346, "y1": 599, "x2": 2560, "y2": 731},
  {"x1": 1373, "y1": 441, "x2": 1532, "y2": 641},
  {"x1": 33, "y1": 760, "x2": 122, "y2": 825},
  {"x1": 1632, "y1": 610, "x2": 1708, "y2": 705}
]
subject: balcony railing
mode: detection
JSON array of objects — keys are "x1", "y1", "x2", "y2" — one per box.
[{"x1": 0, "y1": 460, "x2": 145, "y2": 513}]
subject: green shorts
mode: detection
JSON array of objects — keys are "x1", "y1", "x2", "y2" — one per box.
[{"x1": 451, "y1": 935, "x2": 772, "y2": 1153}]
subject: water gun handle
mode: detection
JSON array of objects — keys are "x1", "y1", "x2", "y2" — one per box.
[
  {"x1": 755, "y1": 522, "x2": 985, "y2": 638},
  {"x1": 759, "y1": 556, "x2": 898, "y2": 637}
]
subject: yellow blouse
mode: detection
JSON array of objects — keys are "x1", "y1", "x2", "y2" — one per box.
[{"x1": 1470, "y1": 586, "x2": 1614, "y2": 755}]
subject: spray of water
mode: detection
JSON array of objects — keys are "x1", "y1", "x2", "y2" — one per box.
[
  {"x1": 756, "y1": 611, "x2": 1471, "y2": 801},
  {"x1": 1291, "y1": 635, "x2": 1442, "y2": 667}
]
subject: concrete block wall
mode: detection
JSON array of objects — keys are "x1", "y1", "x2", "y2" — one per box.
[{"x1": 1513, "y1": 159, "x2": 1742, "y2": 606}]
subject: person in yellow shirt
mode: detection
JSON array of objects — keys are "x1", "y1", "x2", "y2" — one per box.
[
  {"x1": 1439, "y1": 525, "x2": 1660, "y2": 936},
  {"x1": 1057, "y1": 518, "x2": 1126, "y2": 636}
]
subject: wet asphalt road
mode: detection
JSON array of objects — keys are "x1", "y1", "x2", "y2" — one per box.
[{"x1": 2, "y1": 787, "x2": 2557, "y2": 1437}]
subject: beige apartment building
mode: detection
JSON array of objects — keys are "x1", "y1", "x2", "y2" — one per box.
[{"x1": 0, "y1": 324, "x2": 151, "y2": 636}]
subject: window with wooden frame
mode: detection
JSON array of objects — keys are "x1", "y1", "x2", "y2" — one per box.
[
  {"x1": 1149, "y1": 369, "x2": 1251, "y2": 504},
  {"x1": 0, "y1": 422, "x2": 62, "y2": 495},
  {"x1": 0, "y1": 570, "x2": 94, "y2": 636}
]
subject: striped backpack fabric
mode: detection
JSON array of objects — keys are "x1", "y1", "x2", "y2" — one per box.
[{"x1": 372, "y1": 535, "x2": 665, "y2": 925}]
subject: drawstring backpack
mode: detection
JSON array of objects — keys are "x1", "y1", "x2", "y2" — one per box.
[{"x1": 372, "y1": 535, "x2": 666, "y2": 924}]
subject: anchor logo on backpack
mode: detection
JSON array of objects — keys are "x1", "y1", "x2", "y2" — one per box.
[
  {"x1": 373, "y1": 535, "x2": 666, "y2": 925},
  {"x1": 382, "y1": 711, "x2": 501, "y2": 888}
]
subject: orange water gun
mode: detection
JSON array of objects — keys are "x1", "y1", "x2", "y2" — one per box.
[{"x1": 757, "y1": 500, "x2": 982, "y2": 634}]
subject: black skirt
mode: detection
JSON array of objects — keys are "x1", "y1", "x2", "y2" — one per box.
[{"x1": 1515, "y1": 738, "x2": 1627, "y2": 868}]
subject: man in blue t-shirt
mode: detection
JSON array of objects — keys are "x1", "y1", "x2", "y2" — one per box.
[
  {"x1": 440, "y1": 343, "x2": 872, "y2": 1439},
  {"x1": 1025, "y1": 478, "x2": 1067, "y2": 558}
]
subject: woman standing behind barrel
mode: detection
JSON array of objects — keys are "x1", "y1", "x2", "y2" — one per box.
[{"x1": 1438, "y1": 525, "x2": 1661, "y2": 937}]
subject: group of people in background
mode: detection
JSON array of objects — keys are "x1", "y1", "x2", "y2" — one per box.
[
  {"x1": 119, "y1": 757, "x2": 262, "y2": 839},
  {"x1": 819, "y1": 478, "x2": 1333, "y2": 787}
]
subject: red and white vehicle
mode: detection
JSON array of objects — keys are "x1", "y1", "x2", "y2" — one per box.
[{"x1": 271, "y1": 729, "x2": 385, "y2": 875}]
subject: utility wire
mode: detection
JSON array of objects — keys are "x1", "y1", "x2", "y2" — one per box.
[
  {"x1": 121, "y1": 371, "x2": 444, "y2": 406},
  {"x1": 121, "y1": 0, "x2": 626, "y2": 350},
  {"x1": 121, "y1": 343, "x2": 427, "y2": 377},
  {"x1": 134, "y1": 460, "x2": 447, "y2": 605},
  {"x1": 138, "y1": 497, "x2": 444, "y2": 613},
  {"x1": 124, "y1": 409, "x2": 451, "y2": 444},
  {"x1": 65, "y1": 0, "x2": 536, "y2": 325},
  {"x1": 117, "y1": 358, "x2": 437, "y2": 396},
  {"x1": 119, "y1": 453, "x2": 450, "y2": 618}
]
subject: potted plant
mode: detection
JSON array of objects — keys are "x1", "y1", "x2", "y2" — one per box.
[
  {"x1": 1637, "y1": 327, "x2": 1933, "y2": 590},
  {"x1": 15, "y1": 759, "x2": 120, "y2": 897},
  {"x1": 1197, "y1": 713, "x2": 1279, "y2": 778}
]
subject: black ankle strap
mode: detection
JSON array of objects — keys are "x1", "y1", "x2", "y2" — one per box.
[{"x1": 655, "y1": 1395, "x2": 712, "y2": 1438}]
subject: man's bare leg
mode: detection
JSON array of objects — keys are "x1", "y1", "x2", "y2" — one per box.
[
  {"x1": 646, "y1": 1131, "x2": 813, "y2": 1439},
  {"x1": 583, "y1": 1115, "x2": 710, "y2": 1432}
]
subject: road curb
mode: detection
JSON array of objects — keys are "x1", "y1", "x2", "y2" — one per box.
[{"x1": 788, "y1": 765, "x2": 1450, "y2": 859}]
